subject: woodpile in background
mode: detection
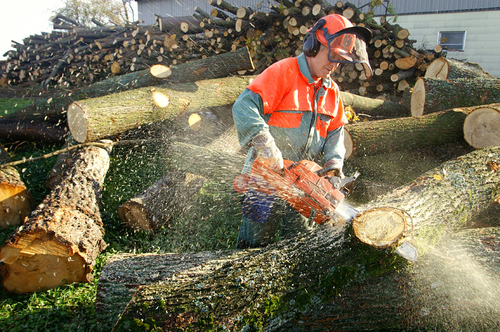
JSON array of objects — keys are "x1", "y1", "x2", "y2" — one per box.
[{"x1": 0, "y1": 0, "x2": 458, "y2": 100}]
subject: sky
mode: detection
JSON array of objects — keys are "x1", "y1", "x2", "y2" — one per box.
[{"x1": 0, "y1": 0, "x2": 138, "y2": 60}]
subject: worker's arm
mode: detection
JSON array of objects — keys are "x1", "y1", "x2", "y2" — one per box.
[
  {"x1": 232, "y1": 88, "x2": 269, "y2": 148},
  {"x1": 322, "y1": 125, "x2": 346, "y2": 176}
]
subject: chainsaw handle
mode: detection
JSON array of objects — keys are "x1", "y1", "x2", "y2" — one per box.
[{"x1": 315, "y1": 165, "x2": 337, "y2": 177}]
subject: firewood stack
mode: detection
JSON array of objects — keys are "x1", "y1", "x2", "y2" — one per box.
[{"x1": 1, "y1": 0, "x2": 444, "y2": 99}]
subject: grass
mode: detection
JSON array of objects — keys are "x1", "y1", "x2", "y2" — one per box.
[{"x1": 0, "y1": 96, "x2": 243, "y2": 331}]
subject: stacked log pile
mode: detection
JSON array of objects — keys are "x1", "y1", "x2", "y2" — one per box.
[{"x1": 2, "y1": 1, "x2": 444, "y2": 100}]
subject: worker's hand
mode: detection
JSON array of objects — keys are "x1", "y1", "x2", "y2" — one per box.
[
  {"x1": 324, "y1": 159, "x2": 344, "y2": 179},
  {"x1": 252, "y1": 132, "x2": 284, "y2": 172}
]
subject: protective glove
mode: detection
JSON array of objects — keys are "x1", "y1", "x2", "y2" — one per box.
[
  {"x1": 324, "y1": 159, "x2": 344, "y2": 179},
  {"x1": 252, "y1": 132, "x2": 284, "y2": 172}
]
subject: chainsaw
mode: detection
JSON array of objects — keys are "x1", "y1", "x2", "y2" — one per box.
[
  {"x1": 233, "y1": 158, "x2": 419, "y2": 262},
  {"x1": 233, "y1": 158, "x2": 359, "y2": 225}
]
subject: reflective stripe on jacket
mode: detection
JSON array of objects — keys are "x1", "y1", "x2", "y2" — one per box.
[{"x1": 232, "y1": 53, "x2": 347, "y2": 165}]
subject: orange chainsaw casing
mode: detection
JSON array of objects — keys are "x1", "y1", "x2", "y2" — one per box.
[{"x1": 234, "y1": 158, "x2": 345, "y2": 225}]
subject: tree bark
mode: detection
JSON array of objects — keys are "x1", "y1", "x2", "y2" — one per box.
[
  {"x1": 5, "y1": 47, "x2": 254, "y2": 124},
  {"x1": 0, "y1": 146, "x2": 33, "y2": 228},
  {"x1": 344, "y1": 108, "x2": 469, "y2": 159},
  {"x1": 110, "y1": 146, "x2": 500, "y2": 331},
  {"x1": 0, "y1": 118, "x2": 69, "y2": 143},
  {"x1": 340, "y1": 91, "x2": 409, "y2": 118},
  {"x1": 410, "y1": 77, "x2": 500, "y2": 116},
  {"x1": 96, "y1": 250, "x2": 256, "y2": 328},
  {"x1": 425, "y1": 57, "x2": 497, "y2": 80},
  {"x1": 463, "y1": 103, "x2": 500, "y2": 149},
  {"x1": 117, "y1": 171, "x2": 206, "y2": 231},
  {"x1": 67, "y1": 75, "x2": 252, "y2": 143},
  {"x1": 0, "y1": 142, "x2": 112, "y2": 293}
]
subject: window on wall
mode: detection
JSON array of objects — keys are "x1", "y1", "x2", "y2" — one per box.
[{"x1": 438, "y1": 31, "x2": 466, "y2": 51}]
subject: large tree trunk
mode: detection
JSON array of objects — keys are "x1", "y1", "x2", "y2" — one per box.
[
  {"x1": 4, "y1": 47, "x2": 254, "y2": 124},
  {"x1": 463, "y1": 103, "x2": 500, "y2": 149},
  {"x1": 67, "y1": 75, "x2": 252, "y2": 143},
  {"x1": 340, "y1": 91, "x2": 410, "y2": 118},
  {"x1": 424, "y1": 57, "x2": 497, "y2": 80},
  {"x1": 0, "y1": 142, "x2": 112, "y2": 293},
  {"x1": 117, "y1": 171, "x2": 206, "y2": 231},
  {"x1": 0, "y1": 146, "x2": 33, "y2": 228},
  {"x1": 410, "y1": 77, "x2": 500, "y2": 116},
  {"x1": 110, "y1": 145, "x2": 500, "y2": 331},
  {"x1": 344, "y1": 108, "x2": 469, "y2": 159}
]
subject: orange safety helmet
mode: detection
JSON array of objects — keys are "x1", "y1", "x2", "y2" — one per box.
[{"x1": 303, "y1": 14, "x2": 373, "y2": 78}]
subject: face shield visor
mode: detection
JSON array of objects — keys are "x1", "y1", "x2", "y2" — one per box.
[{"x1": 321, "y1": 26, "x2": 373, "y2": 79}]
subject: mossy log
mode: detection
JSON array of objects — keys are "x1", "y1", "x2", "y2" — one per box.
[
  {"x1": 0, "y1": 142, "x2": 111, "y2": 293},
  {"x1": 117, "y1": 171, "x2": 206, "y2": 231},
  {"x1": 67, "y1": 76, "x2": 253, "y2": 143},
  {"x1": 339, "y1": 91, "x2": 409, "y2": 118},
  {"x1": 96, "y1": 250, "x2": 256, "y2": 329},
  {"x1": 410, "y1": 77, "x2": 500, "y2": 116},
  {"x1": 463, "y1": 103, "x2": 500, "y2": 149},
  {"x1": 425, "y1": 57, "x2": 497, "y2": 80},
  {"x1": 344, "y1": 108, "x2": 469, "y2": 159},
  {"x1": 0, "y1": 145, "x2": 33, "y2": 228},
  {"x1": 5, "y1": 47, "x2": 254, "y2": 124},
  {"x1": 111, "y1": 145, "x2": 500, "y2": 331}
]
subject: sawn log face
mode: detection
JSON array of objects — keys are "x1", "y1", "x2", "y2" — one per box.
[{"x1": 0, "y1": 144, "x2": 111, "y2": 293}]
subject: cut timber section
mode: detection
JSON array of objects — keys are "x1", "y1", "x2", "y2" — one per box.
[
  {"x1": 67, "y1": 75, "x2": 253, "y2": 143},
  {"x1": 0, "y1": 142, "x2": 111, "y2": 293},
  {"x1": 425, "y1": 57, "x2": 498, "y2": 80},
  {"x1": 463, "y1": 104, "x2": 500, "y2": 149},
  {"x1": 0, "y1": 146, "x2": 33, "y2": 228},
  {"x1": 410, "y1": 77, "x2": 500, "y2": 117},
  {"x1": 117, "y1": 171, "x2": 206, "y2": 231}
]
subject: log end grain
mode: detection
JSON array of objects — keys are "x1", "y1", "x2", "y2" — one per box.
[
  {"x1": 67, "y1": 102, "x2": 88, "y2": 143},
  {"x1": 150, "y1": 64, "x2": 172, "y2": 79},
  {"x1": 0, "y1": 244, "x2": 88, "y2": 293},
  {"x1": 117, "y1": 201, "x2": 155, "y2": 231},
  {"x1": 424, "y1": 57, "x2": 448, "y2": 79},
  {"x1": 410, "y1": 78, "x2": 425, "y2": 117},
  {"x1": 0, "y1": 183, "x2": 32, "y2": 228},
  {"x1": 463, "y1": 107, "x2": 500, "y2": 149}
]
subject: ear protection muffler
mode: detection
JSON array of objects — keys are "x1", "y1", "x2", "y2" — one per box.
[{"x1": 302, "y1": 18, "x2": 326, "y2": 57}]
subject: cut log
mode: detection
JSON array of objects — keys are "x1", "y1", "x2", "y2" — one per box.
[
  {"x1": 0, "y1": 118, "x2": 69, "y2": 143},
  {"x1": 344, "y1": 108, "x2": 469, "y2": 159},
  {"x1": 0, "y1": 142, "x2": 112, "y2": 293},
  {"x1": 425, "y1": 57, "x2": 497, "y2": 80},
  {"x1": 410, "y1": 77, "x2": 500, "y2": 117},
  {"x1": 67, "y1": 75, "x2": 253, "y2": 143},
  {"x1": 463, "y1": 103, "x2": 500, "y2": 149},
  {"x1": 117, "y1": 171, "x2": 206, "y2": 231},
  {"x1": 96, "y1": 250, "x2": 256, "y2": 329},
  {"x1": 0, "y1": 146, "x2": 33, "y2": 228},
  {"x1": 340, "y1": 91, "x2": 409, "y2": 118},
  {"x1": 6, "y1": 47, "x2": 254, "y2": 124},
  {"x1": 111, "y1": 145, "x2": 500, "y2": 331}
]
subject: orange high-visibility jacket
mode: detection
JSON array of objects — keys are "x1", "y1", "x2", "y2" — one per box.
[{"x1": 232, "y1": 53, "x2": 347, "y2": 165}]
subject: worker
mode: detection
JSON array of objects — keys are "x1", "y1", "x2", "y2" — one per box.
[{"x1": 232, "y1": 14, "x2": 372, "y2": 249}]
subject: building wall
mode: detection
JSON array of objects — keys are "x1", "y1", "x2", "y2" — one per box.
[{"x1": 389, "y1": 10, "x2": 500, "y2": 77}]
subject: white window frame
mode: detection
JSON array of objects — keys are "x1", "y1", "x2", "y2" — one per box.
[{"x1": 438, "y1": 31, "x2": 466, "y2": 51}]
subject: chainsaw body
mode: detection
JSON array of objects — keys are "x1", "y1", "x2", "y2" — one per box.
[{"x1": 233, "y1": 159, "x2": 355, "y2": 225}]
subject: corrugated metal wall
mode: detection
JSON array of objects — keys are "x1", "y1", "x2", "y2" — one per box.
[{"x1": 136, "y1": 0, "x2": 500, "y2": 25}]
